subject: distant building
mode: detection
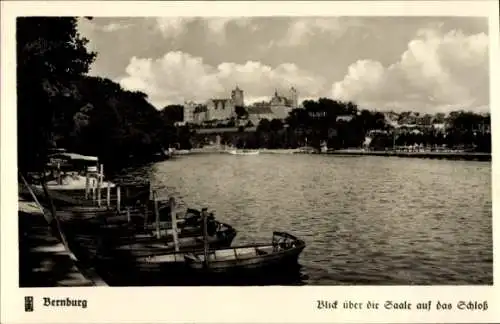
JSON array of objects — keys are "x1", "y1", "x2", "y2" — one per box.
[
  {"x1": 269, "y1": 88, "x2": 298, "y2": 119},
  {"x1": 183, "y1": 86, "x2": 242, "y2": 124},
  {"x1": 247, "y1": 105, "x2": 275, "y2": 125},
  {"x1": 432, "y1": 123, "x2": 446, "y2": 131},
  {"x1": 183, "y1": 86, "x2": 299, "y2": 125},
  {"x1": 231, "y1": 86, "x2": 244, "y2": 107},
  {"x1": 336, "y1": 115, "x2": 354, "y2": 123},
  {"x1": 183, "y1": 101, "x2": 206, "y2": 124},
  {"x1": 382, "y1": 111, "x2": 400, "y2": 128},
  {"x1": 205, "y1": 98, "x2": 234, "y2": 121}
]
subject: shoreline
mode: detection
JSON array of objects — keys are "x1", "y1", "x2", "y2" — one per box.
[
  {"x1": 325, "y1": 149, "x2": 491, "y2": 161},
  {"x1": 174, "y1": 148, "x2": 491, "y2": 161}
]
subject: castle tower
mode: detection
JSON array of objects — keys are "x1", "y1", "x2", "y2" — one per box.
[
  {"x1": 231, "y1": 86, "x2": 244, "y2": 107},
  {"x1": 183, "y1": 101, "x2": 195, "y2": 123},
  {"x1": 288, "y1": 86, "x2": 298, "y2": 108}
]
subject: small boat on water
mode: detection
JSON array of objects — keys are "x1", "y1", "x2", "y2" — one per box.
[
  {"x1": 56, "y1": 205, "x2": 211, "y2": 233},
  {"x1": 184, "y1": 231, "x2": 305, "y2": 274},
  {"x1": 227, "y1": 149, "x2": 260, "y2": 156},
  {"x1": 95, "y1": 231, "x2": 304, "y2": 285},
  {"x1": 98, "y1": 225, "x2": 236, "y2": 258},
  {"x1": 62, "y1": 198, "x2": 237, "y2": 262},
  {"x1": 172, "y1": 149, "x2": 192, "y2": 156},
  {"x1": 96, "y1": 220, "x2": 236, "y2": 246}
]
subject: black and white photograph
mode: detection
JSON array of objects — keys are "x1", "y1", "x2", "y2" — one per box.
[
  {"x1": 2, "y1": 2, "x2": 499, "y2": 322},
  {"x1": 14, "y1": 12, "x2": 493, "y2": 288}
]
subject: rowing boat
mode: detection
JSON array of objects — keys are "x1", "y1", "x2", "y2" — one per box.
[{"x1": 184, "y1": 231, "x2": 305, "y2": 274}]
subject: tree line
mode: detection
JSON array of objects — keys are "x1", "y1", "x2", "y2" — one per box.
[
  {"x1": 17, "y1": 17, "x2": 194, "y2": 174},
  {"x1": 224, "y1": 99, "x2": 490, "y2": 152}
]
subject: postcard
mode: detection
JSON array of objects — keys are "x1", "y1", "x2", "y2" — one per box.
[{"x1": 1, "y1": 1, "x2": 499, "y2": 323}]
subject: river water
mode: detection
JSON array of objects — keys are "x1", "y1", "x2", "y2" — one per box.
[{"x1": 117, "y1": 153, "x2": 492, "y2": 285}]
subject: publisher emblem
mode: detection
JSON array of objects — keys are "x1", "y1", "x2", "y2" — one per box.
[{"x1": 24, "y1": 296, "x2": 34, "y2": 312}]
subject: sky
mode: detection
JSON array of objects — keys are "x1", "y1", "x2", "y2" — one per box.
[{"x1": 77, "y1": 16, "x2": 490, "y2": 113}]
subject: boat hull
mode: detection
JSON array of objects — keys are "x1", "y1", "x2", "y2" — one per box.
[
  {"x1": 227, "y1": 150, "x2": 260, "y2": 156},
  {"x1": 62, "y1": 223, "x2": 236, "y2": 265},
  {"x1": 184, "y1": 232, "x2": 306, "y2": 276},
  {"x1": 186, "y1": 244, "x2": 305, "y2": 274}
]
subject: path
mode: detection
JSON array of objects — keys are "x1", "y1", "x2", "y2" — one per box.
[{"x1": 18, "y1": 199, "x2": 106, "y2": 287}]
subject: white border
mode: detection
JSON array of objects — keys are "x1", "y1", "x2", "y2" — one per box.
[{"x1": 1, "y1": 1, "x2": 499, "y2": 323}]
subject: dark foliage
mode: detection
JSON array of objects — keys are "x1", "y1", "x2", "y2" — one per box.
[
  {"x1": 17, "y1": 17, "x2": 190, "y2": 174},
  {"x1": 161, "y1": 105, "x2": 184, "y2": 123},
  {"x1": 17, "y1": 17, "x2": 96, "y2": 172}
]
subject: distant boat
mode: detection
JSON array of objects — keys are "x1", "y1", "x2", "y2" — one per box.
[
  {"x1": 173, "y1": 149, "x2": 192, "y2": 155},
  {"x1": 227, "y1": 149, "x2": 260, "y2": 156},
  {"x1": 294, "y1": 146, "x2": 317, "y2": 154}
]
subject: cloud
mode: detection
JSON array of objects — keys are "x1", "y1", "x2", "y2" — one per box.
[
  {"x1": 280, "y1": 17, "x2": 361, "y2": 47},
  {"x1": 119, "y1": 51, "x2": 326, "y2": 108},
  {"x1": 155, "y1": 17, "x2": 197, "y2": 39},
  {"x1": 77, "y1": 19, "x2": 132, "y2": 33},
  {"x1": 332, "y1": 28, "x2": 489, "y2": 113},
  {"x1": 155, "y1": 17, "x2": 257, "y2": 44},
  {"x1": 101, "y1": 22, "x2": 132, "y2": 32}
]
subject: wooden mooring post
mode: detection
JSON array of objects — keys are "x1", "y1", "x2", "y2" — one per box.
[
  {"x1": 106, "y1": 182, "x2": 111, "y2": 208},
  {"x1": 96, "y1": 176, "x2": 101, "y2": 208},
  {"x1": 85, "y1": 173, "x2": 90, "y2": 199},
  {"x1": 91, "y1": 179, "x2": 96, "y2": 203},
  {"x1": 169, "y1": 197, "x2": 180, "y2": 252},
  {"x1": 202, "y1": 208, "x2": 209, "y2": 268},
  {"x1": 153, "y1": 191, "x2": 160, "y2": 239},
  {"x1": 116, "y1": 186, "x2": 121, "y2": 212},
  {"x1": 57, "y1": 162, "x2": 61, "y2": 185},
  {"x1": 144, "y1": 203, "x2": 149, "y2": 228}
]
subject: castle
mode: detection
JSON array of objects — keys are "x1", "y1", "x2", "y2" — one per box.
[{"x1": 183, "y1": 86, "x2": 299, "y2": 125}]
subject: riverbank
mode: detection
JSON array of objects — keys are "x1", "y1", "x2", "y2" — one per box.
[
  {"x1": 176, "y1": 148, "x2": 301, "y2": 155},
  {"x1": 325, "y1": 149, "x2": 491, "y2": 161},
  {"x1": 174, "y1": 148, "x2": 491, "y2": 161},
  {"x1": 18, "y1": 198, "x2": 107, "y2": 287}
]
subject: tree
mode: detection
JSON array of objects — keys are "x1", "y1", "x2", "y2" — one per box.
[
  {"x1": 257, "y1": 119, "x2": 271, "y2": 133},
  {"x1": 269, "y1": 119, "x2": 284, "y2": 132},
  {"x1": 161, "y1": 105, "x2": 184, "y2": 123},
  {"x1": 17, "y1": 17, "x2": 96, "y2": 172},
  {"x1": 234, "y1": 106, "x2": 248, "y2": 119}
]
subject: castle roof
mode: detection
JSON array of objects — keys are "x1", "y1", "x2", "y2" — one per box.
[
  {"x1": 247, "y1": 106, "x2": 273, "y2": 115},
  {"x1": 271, "y1": 95, "x2": 293, "y2": 106}
]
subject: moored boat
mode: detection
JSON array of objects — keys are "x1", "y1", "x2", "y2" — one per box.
[
  {"x1": 98, "y1": 227, "x2": 236, "y2": 258},
  {"x1": 56, "y1": 205, "x2": 215, "y2": 235},
  {"x1": 96, "y1": 221, "x2": 236, "y2": 247},
  {"x1": 184, "y1": 231, "x2": 305, "y2": 274},
  {"x1": 35, "y1": 150, "x2": 115, "y2": 190},
  {"x1": 227, "y1": 149, "x2": 260, "y2": 156}
]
